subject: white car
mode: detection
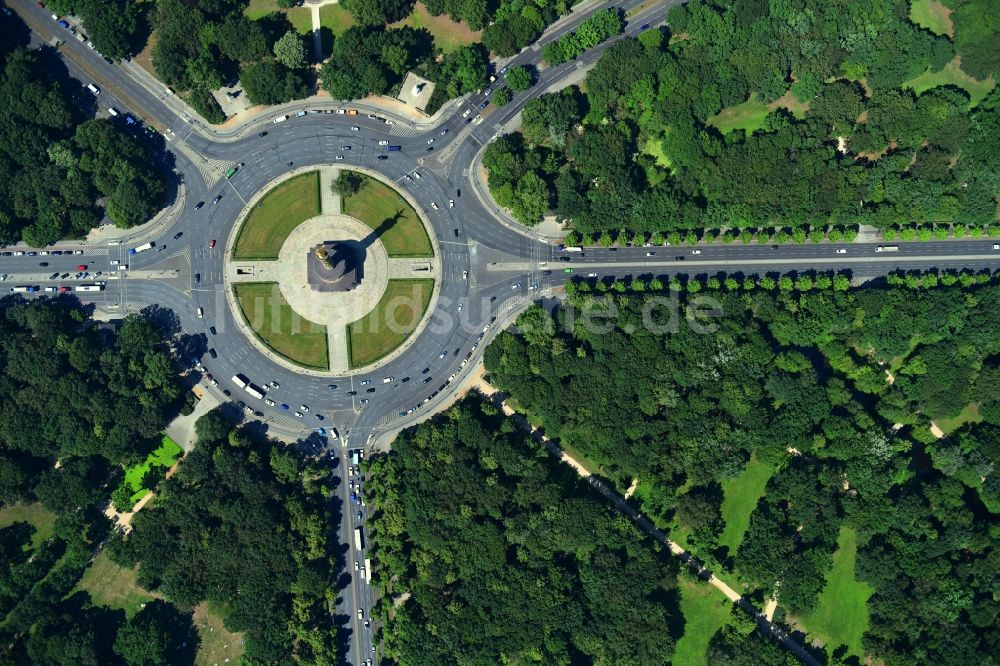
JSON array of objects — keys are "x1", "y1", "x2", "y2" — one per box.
[
  {"x1": 378, "y1": 140, "x2": 389, "y2": 146},
  {"x1": 404, "y1": 174, "x2": 412, "y2": 181},
  {"x1": 439, "y1": 351, "x2": 448, "y2": 359},
  {"x1": 300, "y1": 404, "x2": 309, "y2": 412},
  {"x1": 360, "y1": 399, "x2": 369, "y2": 405},
  {"x1": 335, "y1": 155, "x2": 344, "y2": 160},
  {"x1": 426, "y1": 138, "x2": 434, "y2": 144},
  {"x1": 382, "y1": 376, "x2": 393, "y2": 383},
  {"x1": 691, "y1": 249, "x2": 702, "y2": 255},
  {"x1": 413, "y1": 172, "x2": 421, "y2": 179},
  {"x1": 337, "y1": 109, "x2": 346, "y2": 114},
  {"x1": 449, "y1": 199, "x2": 454, "y2": 208},
  {"x1": 587, "y1": 272, "x2": 598, "y2": 277},
  {"x1": 511, "y1": 283, "x2": 520, "y2": 289},
  {"x1": 265, "y1": 398, "x2": 275, "y2": 406},
  {"x1": 351, "y1": 125, "x2": 360, "y2": 131},
  {"x1": 355, "y1": 561, "x2": 360, "y2": 571},
  {"x1": 271, "y1": 380, "x2": 280, "y2": 388},
  {"x1": 294, "y1": 411, "x2": 304, "y2": 418},
  {"x1": 993, "y1": 244, "x2": 1000, "y2": 250},
  {"x1": 462, "y1": 270, "x2": 468, "y2": 279},
  {"x1": 836, "y1": 248, "x2": 847, "y2": 254},
  {"x1": 197, "y1": 307, "x2": 203, "y2": 318},
  {"x1": 431, "y1": 202, "x2": 439, "y2": 210}
]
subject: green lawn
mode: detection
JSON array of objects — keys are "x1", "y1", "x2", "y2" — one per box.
[
  {"x1": 935, "y1": 402, "x2": 982, "y2": 434},
  {"x1": 0, "y1": 502, "x2": 57, "y2": 550},
  {"x1": 909, "y1": 0, "x2": 954, "y2": 37},
  {"x1": 342, "y1": 174, "x2": 433, "y2": 257},
  {"x1": 194, "y1": 602, "x2": 245, "y2": 666},
  {"x1": 319, "y1": 4, "x2": 356, "y2": 37},
  {"x1": 708, "y1": 94, "x2": 772, "y2": 134},
  {"x1": 348, "y1": 279, "x2": 433, "y2": 367},
  {"x1": 904, "y1": 57, "x2": 996, "y2": 108},
  {"x1": 233, "y1": 171, "x2": 320, "y2": 260},
  {"x1": 76, "y1": 551, "x2": 162, "y2": 618},
  {"x1": 234, "y1": 282, "x2": 329, "y2": 369},
  {"x1": 673, "y1": 578, "x2": 731, "y2": 666},
  {"x1": 718, "y1": 454, "x2": 774, "y2": 554},
  {"x1": 121, "y1": 435, "x2": 182, "y2": 502},
  {"x1": 245, "y1": 0, "x2": 312, "y2": 34},
  {"x1": 798, "y1": 527, "x2": 873, "y2": 660},
  {"x1": 391, "y1": 2, "x2": 481, "y2": 53}
]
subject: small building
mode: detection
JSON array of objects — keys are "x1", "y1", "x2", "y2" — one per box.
[{"x1": 397, "y1": 72, "x2": 435, "y2": 111}]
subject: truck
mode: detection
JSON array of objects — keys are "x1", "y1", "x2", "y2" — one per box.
[
  {"x1": 351, "y1": 450, "x2": 360, "y2": 466},
  {"x1": 354, "y1": 528, "x2": 364, "y2": 551},
  {"x1": 273, "y1": 115, "x2": 288, "y2": 124},
  {"x1": 75, "y1": 284, "x2": 104, "y2": 292},
  {"x1": 876, "y1": 245, "x2": 899, "y2": 252},
  {"x1": 231, "y1": 374, "x2": 249, "y2": 390},
  {"x1": 563, "y1": 246, "x2": 583, "y2": 253},
  {"x1": 225, "y1": 166, "x2": 238, "y2": 179},
  {"x1": 364, "y1": 558, "x2": 372, "y2": 583},
  {"x1": 128, "y1": 241, "x2": 154, "y2": 255},
  {"x1": 244, "y1": 384, "x2": 265, "y2": 400},
  {"x1": 346, "y1": 109, "x2": 358, "y2": 115},
  {"x1": 385, "y1": 145, "x2": 401, "y2": 152},
  {"x1": 11, "y1": 285, "x2": 39, "y2": 293}
]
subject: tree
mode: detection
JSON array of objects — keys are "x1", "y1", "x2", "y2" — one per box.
[
  {"x1": 505, "y1": 65, "x2": 533, "y2": 91},
  {"x1": 493, "y1": 86, "x2": 511, "y2": 106},
  {"x1": 332, "y1": 170, "x2": 367, "y2": 197},
  {"x1": 240, "y1": 61, "x2": 308, "y2": 105},
  {"x1": 273, "y1": 31, "x2": 306, "y2": 69},
  {"x1": 113, "y1": 600, "x2": 196, "y2": 666},
  {"x1": 342, "y1": 0, "x2": 414, "y2": 25}
]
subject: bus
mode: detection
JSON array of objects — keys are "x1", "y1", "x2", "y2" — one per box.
[
  {"x1": 354, "y1": 528, "x2": 364, "y2": 551},
  {"x1": 231, "y1": 374, "x2": 249, "y2": 389},
  {"x1": 128, "y1": 241, "x2": 154, "y2": 255},
  {"x1": 385, "y1": 145, "x2": 401, "y2": 151},
  {"x1": 364, "y1": 558, "x2": 372, "y2": 583},
  {"x1": 11, "y1": 285, "x2": 39, "y2": 293},
  {"x1": 225, "y1": 166, "x2": 237, "y2": 179},
  {"x1": 245, "y1": 384, "x2": 265, "y2": 400},
  {"x1": 75, "y1": 284, "x2": 104, "y2": 292}
]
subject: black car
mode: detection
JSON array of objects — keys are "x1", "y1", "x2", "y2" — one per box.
[
  {"x1": 38, "y1": 261, "x2": 48, "y2": 266},
  {"x1": 209, "y1": 326, "x2": 217, "y2": 335},
  {"x1": 208, "y1": 348, "x2": 217, "y2": 359},
  {"x1": 421, "y1": 367, "x2": 430, "y2": 374},
  {"x1": 173, "y1": 232, "x2": 183, "y2": 239},
  {"x1": 377, "y1": 155, "x2": 388, "y2": 160},
  {"x1": 558, "y1": 256, "x2": 571, "y2": 262},
  {"x1": 425, "y1": 147, "x2": 434, "y2": 152},
  {"x1": 212, "y1": 195, "x2": 222, "y2": 204},
  {"x1": 453, "y1": 228, "x2": 460, "y2": 237},
  {"x1": 194, "y1": 273, "x2": 201, "y2": 283},
  {"x1": 194, "y1": 201, "x2": 205, "y2": 210},
  {"x1": 366, "y1": 387, "x2": 376, "y2": 393},
  {"x1": 258, "y1": 131, "x2": 268, "y2": 137},
  {"x1": 347, "y1": 390, "x2": 358, "y2": 396},
  {"x1": 675, "y1": 256, "x2": 685, "y2": 261},
  {"x1": 328, "y1": 384, "x2": 338, "y2": 389}
]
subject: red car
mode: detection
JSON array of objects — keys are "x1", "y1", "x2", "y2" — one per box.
[
  {"x1": 209, "y1": 240, "x2": 216, "y2": 249},
  {"x1": 58, "y1": 286, "x2": 70, "y2": 292},
  {"x1": 76, "y1": 264, "x2": 87, "y2": 271}
]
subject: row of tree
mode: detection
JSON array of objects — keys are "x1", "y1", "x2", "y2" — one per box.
[
  {"x1": 483, "y1": 279, "x2": 998, "y2": 663},
  {"x1": 483, "y1": 0, "x2": 1000, "y2": 233},
  {"x1": 0, "y1": 19, "x2": 166, "y2": 245}
]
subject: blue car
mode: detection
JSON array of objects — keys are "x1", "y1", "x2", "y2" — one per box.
[
  {"x1": 350, "y1": 492, "x2": 356, "y2": 502},
  {"x1": 316, "y1": 427, "x2": 326, "y2": 436},
  {"x1": 280, "y1": 403, "x2": 289, "y2": 410}
]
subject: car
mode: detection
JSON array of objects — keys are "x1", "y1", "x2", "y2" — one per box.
[
  {"x1": 350, "y1": 491, "x2": 356, "y2": 501},
  {"x1": 197, "y1": 307, "x2": 204, "y2": 318},
  {"x1": 462, "y1": 108, "x2": 472, "y2": 118},
  {"x1": 342, "y1": 145, "x2": 351, "y2": 151},
  {"x1": 194, "y1": 201, "x2": 205, "y2": 210},
  {"x1": 194, "y1": 273, "x2": 201, "y2": 283},
  {"x1": 836, "y1": 248, "x2": 847, "y2": 254},
  {"x1": 360, "y1": 399, "x2": 369, "y2": 404},
  {"x1": 0, "y1": 252, "x2": 9, "y2": 256},
  {"x1": 355, "y1": 561, "x2": 360, "y2": 571},
  {"x1": 358, "y1": 609, "x2": 363, "y2": 619},
  {"x1": 558, "y1": 256, "x2": 571, "y2": 262},
  {"x1": 49, "y1": 273, "x2": 59, "y2": 280},
  {"x1": 378, "y1": 140, "x2": 389, "y2": 146},
  {"x1": 366, "y1": 387, "x2": 376, "y2": 393},
  {"x1": 337, "y1": 109, "x2": 346, "y2": 115},
  {"x1": 993, "y1": 244, "x2": 1000, "y2": 250},
  {"x1": 377, "y1": 155, "x2": 388, "y2": 160},
  {"x1": 208, "y1": 348, "x2": 217, "y2": 359},
  {"x1": 335, "y1": 154, "x2": 344, "y2": 160},
  {"x1": 462, "y1": 270, "x2": 468, "y2": 279},
  {"x1": 74, "y1": 250, "x2": 83, "y2": 255},
  {"x1": 351, "y1": 125, "x2": 359, "y2": 131},
  {"x1": 691, "y1": 249, "x2": 702, "y2": 255},
  {"x1": 646, "y1": 251, "x2": 655, "y2": 256},
  {"x1": 641, "y1": 23, "x2": 650, "y2": 29},
  {"x1": 209, "y1": 326, "x2": 217, "y2": 335},
  {"x1": 51, "y1": 251, "x2": 62, "y2": 256},
  {"x1": 270, "y1": 380, "x2": 279, "y2": 388},
  {"x1": 209, "y1": 239, "x2": 216, "y2": 248},
  {"x1": 413, "y1": 172, "x2": 421, "y2": 179},
  {"x1": 439, "y1": 350, "x2": 448, "y2": 359},
  {"x1": 27, "y1": 251, "x2": 36, "y2": 256},
  {"x1": 281, "y1": 403, "x2": 289, "y2": 410},
  {"x1": 587, "y1": 272, "x2": 598, "y2": 277},
  {"x1": 43, "y1": 286, "x2": 56, "y2": 292},
  {"x1": 382, "y1": 377, "x2": 393, "y2": 383},
  {"x1": 212, "y1": 195, "x2": 222, "y2": 204},
  {"x1": 296, "y1": 110, "x2": 306, "y2": 117},
  {"x1": 479, "y1": 101, "x2": 488, "y2": 109},
  {"x1": 425, "y1": 147, "x2": 434, "y2": 152},
  {"x1": 347, "y1": 390, "x2": 358, "y2": 396},
  {"x1": 76, "y1": 265, "x2": 87, "y2": 271},
  {"x1": 426, "y1": 138, "x2": 434, "y2": 144},
  {"x1": 449, "y1": 199, "x2": 454, "y2": 208},
  {"x1": 173, "y1": 232, "x2": 183, "y2": 240},
  {"x1": 440, "y1": 128, "x2": 449, "y2": 136},
  {"x1": 258, "y1": 131, "x2": 268, "y2": 137},
  {"x1": 368, "y1": 113, "x2": 377, "y2": 119},
  {"x1": 38, "y1": 262, "x2": 48, "y2": 267},
  {"x1": 300, "y1": 404, "x2": 309, "y2": 412},
  {"x1": 328, "y1": 384, "x2": 338, "y2": 390},
  {"x1": 511, "y1": 283, "x2": 520, "y2": 289},
  {"x1": 265, "y1": 398, "x2": 275, "y2": 406},
  {"x1": 39, "y1": 251, "x2": 48, "y2": 256},
  {"x1": 58, "y1": 286, "x2": 70, "y2": 292},
  {"x1": 360, "y1": 379, "x2": 371, "y2": 385},
  {"x1": 294, "y1": 411, "x2": 304, "y2": 418},
  {"x1": 431, "y1": 202, "x2": 439, "y2": 210},
  {"x1": 675, "y1": 255, "x2": 685, "y2": 261},
  {"x1": 156, "y1": 246, "x2": 166, "y2": 252}
]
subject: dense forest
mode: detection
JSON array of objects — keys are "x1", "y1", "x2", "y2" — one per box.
[
  {"x1": 367, "y1": 397, "x2": 682, "y2": 663},
  {"x1": 483, "y1": 279, "x2": 998, "y2": 663},
  {"x1": 484, "y1": 0, "x2": 1000, "y2": 234},
  {"x1": 0, "y1": 14, "x2": 167, "y2": 245},
  {"x1": 109, "y1": 410, "x2": 341, "y2": 663},
  {"x1": 0, "y1": 297, "x2": 196, "y2": 664}
]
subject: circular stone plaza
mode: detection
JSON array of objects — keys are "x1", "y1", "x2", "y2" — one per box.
[{"x1": 225, "y1": 167, "x2": 438, "y2": 373}]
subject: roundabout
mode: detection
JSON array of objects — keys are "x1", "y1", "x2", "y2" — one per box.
[{"x1": 225, "y1": 167, "x2": 439, "y2": 374}]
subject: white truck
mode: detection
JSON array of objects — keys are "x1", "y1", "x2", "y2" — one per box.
[
  {"x1": 232, "y1": 374, "x2": 249, "y2": 389},
  {"x1": 245, "y1": 384, "x2": 265, "y2": 400},
  {"x1": 354, "y1": 527, "x2": 364, "y2": 551}
]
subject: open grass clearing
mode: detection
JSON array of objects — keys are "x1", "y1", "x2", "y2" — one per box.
[
  {"x1": 234, "y1": 282, "x2": 329, "y2": 369},
  {"x1": 319, "y1": 4, "x2": 356, "y2": 37},
  {"x1": 0, "y1": 502, "x2": 57, "y2": 550},
  {"x1": 348, "y1": 279, "x2": 433, "y2": 367},
  {"x1": 76, "y1": 551, "x2": 162, "y2": 618},
  {"x1": 233, "y1": 171, "x2": 320, "y2": 260},
  {"x1": 718, "y1": 453, "x2": 774, "y2": 554},
  {"x1": 673, "y1": 578, "x2": 731, "y2": 666},
  {"x1": 904, "y1": 56, "x2": 996, "y2": 108},
  {"x1": 342, "y1": 174, "x2": 433, "y2": 257},
  {"x1": 193, "y1": 602, "x2": 245, "y2": 666},
  {"x1": 708, "y1": 94, "x2": 772, "y2": 134},
  {"x1": 797, "y1": 527, "x2": 873, "y2": 660},
  {"x1": 122, "y1": 434, "x2": 182, "y2": 502},
  {"x1": 245, "y1": 0, "x2": 313, "y2": 33},
  {"x1": 909, "y1": 0, "x2": 954, "y2": 37},
  {"x1": 935, "y1": 402, "x2": 982, "y2": 434},
  {"x1": 390, "y1": 2, "x2": 481, "y2": 53}
]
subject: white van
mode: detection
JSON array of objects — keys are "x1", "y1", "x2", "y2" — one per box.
[
  {"x1": 273, "y1": 115, "x2": 288, "y2": 124},
  {"x1": 197, "y1": 307, "x2": 204, "y2": 318},
  {"x1": 87, "y1": 84, "x2": 100, "y2": 95},
  {"x1": 108, "y1": 107, "x2": 119, "y2": 117}
]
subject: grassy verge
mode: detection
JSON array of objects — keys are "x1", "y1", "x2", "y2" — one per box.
[
  {"x1": 121, "y1": 435, "x2": 182, "y2": 503},
  {"x1": 233, "y1": 171, "x2": 320, "y2": 260},
  {"x1": 320, "y1": 4, "x2": 356, "y2": 37},
  {"x1": 390, "y1": 2, "x2": 481, "y2": 53},
  {"x1": 234, "y1": 283, "x2": 329, "y2": 369},
  {"x1": 904, "y1": 56, "x2": 996, "y2": 108},
  {"x1": 797, "y1": 527, "x2": 873, "y2": 660},
  {"x1": 718, "y1": 454, "x2": 774, "y2": 554},
  {"x1": 343, "y1": 174, "x2": 433, "y2": 257},
  {"x1": 673, "y1": 578, "x2": 731, "y2": 666},
  {"x1": 348, "y1": 279, "x2": 433, "y2": 367},
  {"x1": 76, "y1": 551, "x2": 162, "y2": 618},
  {"x1": 0, "y1": 502, "x2": 57, "y2": 550}
]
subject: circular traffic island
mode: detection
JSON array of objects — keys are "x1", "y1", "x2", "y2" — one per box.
[{"x1": 226, "y1": 167, "x2": 439, "y2": 374}]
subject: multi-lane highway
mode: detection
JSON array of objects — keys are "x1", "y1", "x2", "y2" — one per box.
[{"x1": 5, "y1": 0, "x2": 1000, "y2": 662}]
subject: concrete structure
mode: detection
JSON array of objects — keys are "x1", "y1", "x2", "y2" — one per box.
[{"x1": 397, "y1": 72, "x2": 435, "y2": 111}]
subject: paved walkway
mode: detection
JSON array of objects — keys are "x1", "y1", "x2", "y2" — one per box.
[
  {"x1": 306, "y1": 0, "x2": 339, "y2": 62},
  {"x1": 320, "y1": 166, "x2": 341, "y2": 214}
]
